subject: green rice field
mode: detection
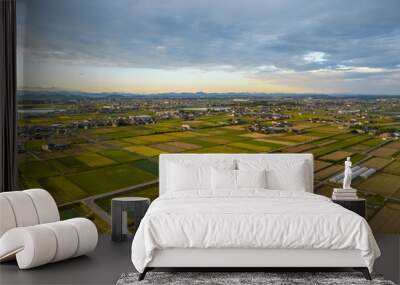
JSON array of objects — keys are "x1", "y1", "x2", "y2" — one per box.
[{"x1": 17, "y1": 104, "x2": 400, "y2": 234}]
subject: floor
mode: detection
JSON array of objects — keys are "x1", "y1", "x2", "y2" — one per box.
[
  {"x1": 1, "y1": 234, "x2": 399, "y2": 285},
  {"x1": 0, "y1": 235, "x2": 134, "y2": 285}
]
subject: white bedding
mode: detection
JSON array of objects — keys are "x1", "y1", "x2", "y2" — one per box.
[{"x1": 131, "y1": 190, "x2": 380, "y2": 273}]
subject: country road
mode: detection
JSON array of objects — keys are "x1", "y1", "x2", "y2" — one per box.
[
  {"x1": 82, "y1": 199, "x2": 112, "y2": 225},
  {"x1": 59, "y1": 179, "x2": 159, "y2": 225}
]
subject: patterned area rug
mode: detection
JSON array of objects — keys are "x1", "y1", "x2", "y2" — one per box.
[{"x1": 116, "y1": 272, "x2": 395, "y2": 285}]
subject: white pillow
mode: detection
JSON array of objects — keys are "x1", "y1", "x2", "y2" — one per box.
[
  {"x1": 211, "y1": 168, "x2": 236, "y2": 191},
  {"x1": 236, "y1": 169, "x2": 267, "y2": 189},
  {"x1": 238, "y1": 159, "x2": 307, "y2": 191},
  {"x1": 211, "y1": 168, "x2": 268, "y2": 191},
  {"x1": 167, "y1": 159, "x2": 236, "y2": 192},
  {"x1": 167, "y1": 162, "x2": 210, "y2": 191}
]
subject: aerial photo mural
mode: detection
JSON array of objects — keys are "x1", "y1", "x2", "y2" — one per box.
[{"x1": 16, "y1": 0, "x2": 400, "y2": 233}]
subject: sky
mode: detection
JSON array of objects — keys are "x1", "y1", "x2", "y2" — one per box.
[{"x1": 16, "y1": 0, "x2": 400, "y2": 95}]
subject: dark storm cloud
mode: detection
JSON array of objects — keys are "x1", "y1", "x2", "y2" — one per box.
[{"x1": 17, "y1": 0, "x2": 400, "y2": 85}]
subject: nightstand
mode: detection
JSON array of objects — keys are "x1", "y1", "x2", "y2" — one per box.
[
  {"x1": 332, "y1": 198, "x2": 366, "y2": 218},
  {"x1": 111, "y1": 197, "x2": 150, "y2": 242}
]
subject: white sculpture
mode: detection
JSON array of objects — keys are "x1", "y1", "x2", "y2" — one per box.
[{"x1": 343, "y1": 157, "x2": 352, "y2": 189}]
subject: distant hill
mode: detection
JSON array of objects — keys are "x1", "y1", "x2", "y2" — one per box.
[{"x1": 16, "y1": 90, "x2": 399, "y2": 102}]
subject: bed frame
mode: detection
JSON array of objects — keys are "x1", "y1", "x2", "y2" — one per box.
[
  {"x1": 139, "y1": 154, "x2": 371, "y2": 280},
  {"x1": 140, "y1": 248, "x2": 370, "y2": 280},
  {"x1": 149, "y1": 248, "x2": 364, "y2": 267}
]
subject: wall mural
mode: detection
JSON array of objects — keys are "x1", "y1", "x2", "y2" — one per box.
[{"x1": 16, "y1": 0, "x2": 400, "y2": 233}]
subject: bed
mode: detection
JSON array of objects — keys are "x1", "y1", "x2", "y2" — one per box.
[{"x1": 131, "y1": 153, "x2": 380, "y2": 280}]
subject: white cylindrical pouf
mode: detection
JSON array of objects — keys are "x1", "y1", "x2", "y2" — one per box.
[
  {"x1": 42, "y1": 221, "x2": 79, "y2": 262},
  {"x1": 65, "y1": 218, "x2": 98, "y2": 257},
  {"x1": 0, "y1": 219, "x2": 98, "y2": 269},
  {"x1": 1, "y1": 192, "x2": 39, "y2": 227},
  {"x1": 18, "y1": 226, "x2": 58, "y2": 269},
  {"x1": 0, "y1": 196, "x2": 17, "y2": 237},
  {"x1": 0, "y1": 226, "x2": 57, "y2": 269},
  {"x1": 24, "y1": 189, "x2": 60, "y2": 224}
]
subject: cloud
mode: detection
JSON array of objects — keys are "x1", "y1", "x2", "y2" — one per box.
[
  {"x1": 254, "y1": 65, "x2": 294, "y2": 74},
  {"x1": 335, "y1": 65, "x2": 386, "y2": 73},
  {"x1": 303, "y1": 52, "x2": 328, "y2": 64},
  {"x1": 307, "y1": 64, "x2": 400, "y2": 80},
  {"x1": 16, "y1": 0, "x2": 400, "y2": 94},
  {"x1": 255, "y1": 65, "x2": 280, "y2": 72},
  {"x1": 156, "y1": 46, "x2": 166, "y2": 52}
]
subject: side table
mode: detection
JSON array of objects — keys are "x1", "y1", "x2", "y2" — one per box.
[
  {"x1": 111, "y1": 197, "x2": 150, "y2": 242},
  {"x1": 332, "y1": 198, "x2": 366, "y2": 218}
]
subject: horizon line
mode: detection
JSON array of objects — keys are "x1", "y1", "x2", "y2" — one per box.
[{"x1": 16, "y1": 88, "x2": 400, "y2": 97}]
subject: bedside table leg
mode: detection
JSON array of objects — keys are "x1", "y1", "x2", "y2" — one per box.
[{"x1": 111, "y1": 202, "x2": 123, "y2": 242}]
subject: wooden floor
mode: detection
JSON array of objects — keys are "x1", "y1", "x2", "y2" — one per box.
[{"x1": 0, "y1": 234, "x2": 399, "y2": 285}]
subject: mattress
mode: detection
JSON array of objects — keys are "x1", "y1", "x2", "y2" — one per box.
[{"x1": 131, "y1": 190, "x2": 380, "y2": 273}]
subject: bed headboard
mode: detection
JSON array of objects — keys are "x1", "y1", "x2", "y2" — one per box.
[{"x1": 159, "y1": 153, "x2": 314, "y2": 195}]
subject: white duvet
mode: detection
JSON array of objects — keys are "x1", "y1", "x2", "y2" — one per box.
[{"x1": 131, "y1": 190, "x2": 380, "y2": 273}]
